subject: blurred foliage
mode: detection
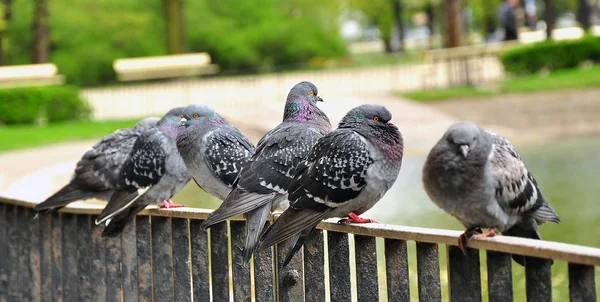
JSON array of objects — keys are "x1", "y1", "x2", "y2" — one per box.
[
  {"x1": 0, "y1": 85, "x2": 90, "y2": 125},
  {"x1": 349, "y1": 0, "x2": 395, "y2": 47},
  {"x1": 5, "y1": 0, "x2": 347, "y2": 86},
  {"x1": 501, "y1": 36, "x2": 600, "y2": 74}
]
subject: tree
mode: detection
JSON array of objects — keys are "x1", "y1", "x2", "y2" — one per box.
[
  {"x1": 444, "y1": 0, "x2": 462, "y2": 47},
  {"x1": 163, "y1": 0, "x2": 186, "y2": 54},
  {"x1": 351, "y1": 0, "x2": 396, "y2": 52},
  {"x1": 543, "y1": 0, "x2": 557, "y2": 40},
  {"x1": 0, "y1": 0, "x2": 12, "y2": 65},
  {"x1": 31, "y1": 0, "x2": 50, "y2": 63},
  {"x1": 391, "y1": 0, "x2": 405, "y2": 52},
  {"x1": 578, "y1": 0, "x2": 592, "y2": 31}
]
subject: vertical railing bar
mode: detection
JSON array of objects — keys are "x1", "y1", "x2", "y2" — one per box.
[
  {"x1": 275, "y1": 237, "x2": 305, "y2": 302},
  {"x1": 90, "y1": 217, "x2": 107, "y2": 301},
  {"x1": 50, "y1": 212, "x2": 62, "y2": 301},
  {"x1": 136, "y1": 216, "x2": 153, "y2": 302},
  {"x1": 253, "y1": 221, "x2": 275, "y2": 302},
  {"x1": 416, "y1": 242, "x2": 442, "y2": 302},
  {"x1": 230, "y1": 221, "x2": 252, "y2": 301},
  {"x1": 40, "y1": 213, "x2": 52, "y2": 302},
  {"x1": 447, "y1": 245, "x2": 482, "y2": 302},
  {"x1": 151, "y1": 216, "x2": 175, "y2": 301},
  {"x1": 210, "y1": 221, "x2": 230, "y2": 302},
  {"x1": 121, "y1": 216, "x2": 138, "y2": 302},
  {"x1": 18, "y1": 207, "x2": 32, "y2": 301},
  {"x1": 105, "y1": 232, "x2": 123, "y2": 302},
  {"x1": 328, "y1": 231, "x2": 351, "y2": 302},
  {"x1": 486, "y1": 251, "x2": 513, "y2": 302},
  {"x1": 172, "y1": 218, "x2": 192, "y2": 302},
  {"x1": 190, "y1": 219, "x2": 210, "y2": 301},
  {"x1": 61, "y1": 213, "x2": 78, "y2": 301},
  {"x1": 568, "y1": 262, "x2": 596, "y2": 302},
  {"x1": 76, "y1": 215, "x2": 92, "y2": 301},
  {"x1": 354, "y1": 235, "x2": 379, "y2": 302},
  {"x1": 525, "y1": 257, "x2": 552, "y2": 302},
  {"x1": 384, "y1": 239, "x2": 410, "y2": 302},
  {"x1": 6, "y1": 205, "x2": 18, "y2": 302},
  {"x1": 304, "y1": 229, "x2": 325, "y2": 302}
]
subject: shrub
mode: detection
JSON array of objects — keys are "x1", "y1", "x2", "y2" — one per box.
[
  {"x1": 500, "y1": 37, "x2": 600, "y2": 75},
  {"x1": 0, "y1": 85, "x2": 91, "y2": 125}
]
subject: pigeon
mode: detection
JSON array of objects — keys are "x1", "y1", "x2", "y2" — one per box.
[
  {"x1": 422, "y1": 122, "x2": 560, "y2": 266},
  {"x1": 34, "y1": 117, "x2": 160, "y2": 215},
  {"x1": 258, "y1": 104, "x2": 404, "y2": 266},
  {"x1": 201, "y1": 81, "x2": 332, "y2": 263},
  {"x1": 176, "y1": 104, "x2": 256, "y2": 200},
  {"x1": 95, "y1": 107, "x2": 191, "y2": 237}
]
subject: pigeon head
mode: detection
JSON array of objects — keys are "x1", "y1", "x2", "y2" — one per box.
[
  {"x1": 340, "y1": 104, "x2": 403, "y2": 161},
  {"x1": 157, "y1": 107, "x2": 185, "y2": 126},
  {"x1": 443, "y1": 122, "x2": 488, "y2": 158},
  {"x1": 180, "y1": 104, "x2": 225, "y2": 127},
  {"x1": 282, "y1": 81, "x2": 329, "y2": 129},
  {"x1": 135, "y1": 117, "x2": 160, "y2": 130}
]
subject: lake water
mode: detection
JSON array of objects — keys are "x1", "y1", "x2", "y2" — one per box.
[{"x1": 173, "y1": 134, "x2": 600, "y2": 301}]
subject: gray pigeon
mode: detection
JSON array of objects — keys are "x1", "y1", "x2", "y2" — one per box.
[
  {"x1": 95, "y1": 107, "x2": 191, "y2": 237},
  {"x1": 422, "y1": 122, "x2": 560, "y2": 266},
  {"x1": 201, "y1": 81, "x2": 332, "y2": 263},
  {"x1": 176, "y1": 104, "x2": 255, "y2": 200},
  {"x1": 34, "y1": 117, "x2": 160, "y2": 215},
  {"x1": 259, "y1": 104, "x2": 404, "y2": 266}
]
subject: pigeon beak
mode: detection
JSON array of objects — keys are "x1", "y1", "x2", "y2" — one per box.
[
  {"x1": 317, "y1": 96, "x2": 324, "y2": 102},
  {"x1": 460, "y1": 145, "x2": 470, "y2": 158}
]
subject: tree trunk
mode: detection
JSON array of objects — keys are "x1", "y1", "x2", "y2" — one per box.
[
  {"x1": 578, "y1": 0, "x2": 592, "y2": 31},
  {"x1": 444, "y1": 0, "x2": 462, "y2": 48},
  {"x1": 0, "y1": 0, "x2": 13, "y2": 65},
  {"x1": 391, "y1": 0, "x2": 404, "y2": 52},
  {"x1": 426, "y1": 3, "x2": 435, "y2": 49},
  {"x1": 31, "y1": 0, "x2": 50, "y2": 63},
  {"x1": 163, "y1": 0, "x2": 186, "y2": 54},
  {"x1": 543, "y1": 0, "x2": 557, "y2": 40}
]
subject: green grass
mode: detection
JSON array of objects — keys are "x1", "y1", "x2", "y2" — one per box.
[
  {"x1": 0, "y1": 118, "x2": 143, "y2": 152},
  {"x1": 400, "y1": 65, "x2": 600, "y2": 102}
]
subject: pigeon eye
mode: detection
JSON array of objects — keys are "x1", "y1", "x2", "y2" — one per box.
[
  {"x1": 373, "y1": 116, "x2": 380, "y2": 122},
  {"x1": 309, "y1": 90, "x2": 314, "y2": 96},
  {"x1": 193, "y1": 113, "x2": 199, "y2": 118}
]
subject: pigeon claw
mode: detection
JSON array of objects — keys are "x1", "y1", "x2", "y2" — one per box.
[
  {"x1": 337, "y1": 212, "x2": 378, "y2": 224},
  {"x1": 473, "y1": 228, "x2": 497, "y2": 239},
  {"x1": 160, "y1": 200, "x2": 184, "y2": 209},
  {"x1": 458, "y1": 228, "x2": 483, "y2": 255}
]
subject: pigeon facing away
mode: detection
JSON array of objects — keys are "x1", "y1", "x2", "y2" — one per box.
[
  {"x1": 95, "y1": 107, "x2": 191, "y2": 237},
  {"x1": 34, "y1": 117, "x2": 160, "y2": 215},
  {"x1": 176, "y1": 104, "x2": 255, "y2": 200},
  {"x1": 259, "y1": 104, "x2": 404, "y2": 266},
  {"x1": 201, "y1": 81, "x2": 332, "y2": 263},
  {"x1": 422, "y1": 122, "x2": 560, "y2": 265}
]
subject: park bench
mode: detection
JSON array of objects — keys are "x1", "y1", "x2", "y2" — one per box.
[
  {"x1": 423, "y1": 41, "x2": 520, "y2": 87},
  {"x1": 113, "y1": 53, "x2": 219, "y2": 82},
  {"x1": 0, "y1": 63, "x2": 65, "y2": 89}
]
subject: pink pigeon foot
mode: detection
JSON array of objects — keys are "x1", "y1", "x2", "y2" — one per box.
[
  {"x1": 160, "y1": 199, "x2": 184, "y2": 208},
  {"x1": 337, "y1": 212, "x2": 378, "y2": 224}
]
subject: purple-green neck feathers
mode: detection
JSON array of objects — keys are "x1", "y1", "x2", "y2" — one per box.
[{"x1": 283, "y1": 99, "x2": 331, "y2": 131}]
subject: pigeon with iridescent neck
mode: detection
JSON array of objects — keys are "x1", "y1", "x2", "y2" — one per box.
[
  {"x1": 258, "y1": 104, "x2": 404, "y2": 266},
  {"x1": 422, "y1": 122, "x2": 560, "y2": 266},
  {"x1": 34, "y1": 117, "x2": 160, "y2": 215},
  {"x1": 176, "y1": 104, "x2": 255, "y2": 200},
  {"x1": 95, "y1": 107, "x2": 191, "y2": 237},
  {"x1": 201, "y1": 81, "x2": 332, "y2": 263}
]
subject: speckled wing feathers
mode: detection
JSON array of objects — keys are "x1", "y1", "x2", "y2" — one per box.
[
  {"x1": 119, "y1": 129, "x2": 167, "y2": 189},
  {"x1": 490, "y1": 134, "x2": 559, "y2": 222},
  {"x1": 204, "y1": 126, "x2": 255, "y2": 187},
  {"x1": 289, "y1": 130, "x2": 373, "y2": 211},
  {"x1": 237, "y1": 124, "x2": 324, "y2": 195}
]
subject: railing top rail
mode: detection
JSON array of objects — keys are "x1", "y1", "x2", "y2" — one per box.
[{"x1": 2, "y1": 196, "x2": 599, "y2": 266}]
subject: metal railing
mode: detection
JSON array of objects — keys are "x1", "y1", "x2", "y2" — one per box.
[{"x1": 0, "y1": 196, "x2": 598, "y2": 302}]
